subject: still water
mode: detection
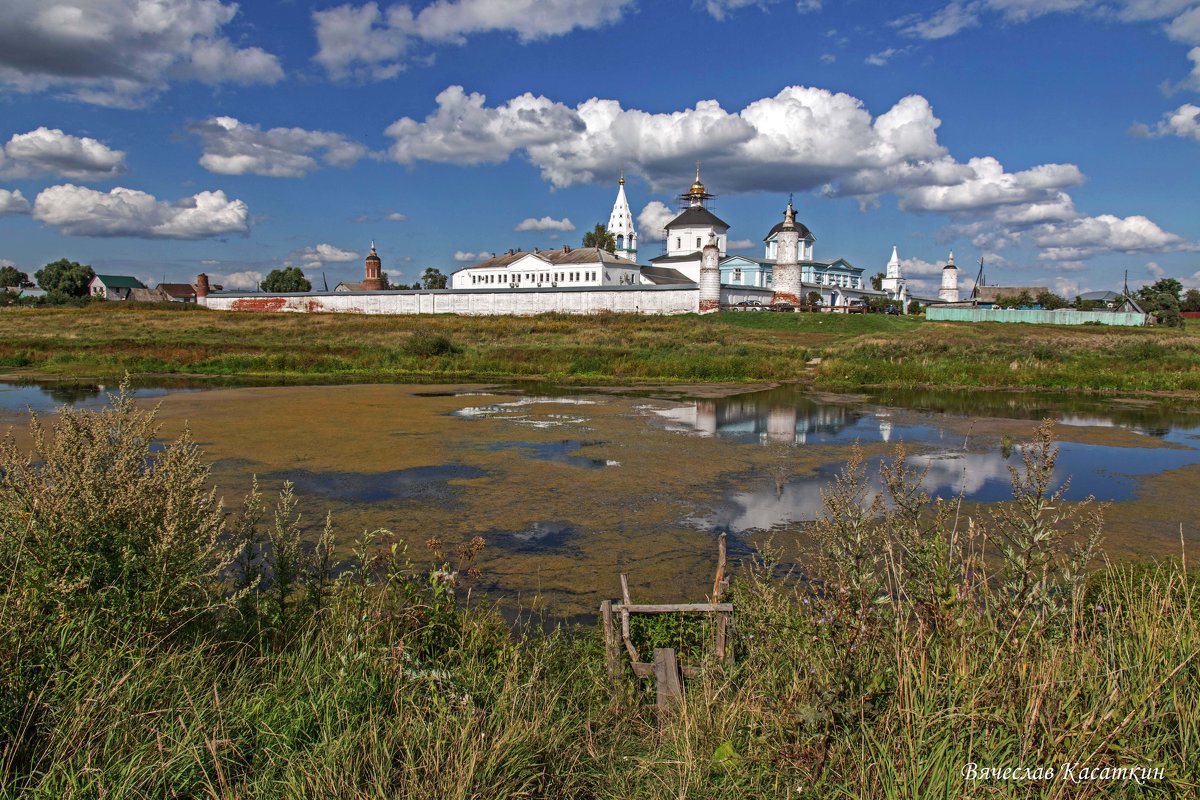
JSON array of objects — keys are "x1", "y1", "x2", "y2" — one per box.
[{"x1": 2, "y1": 380, "x2": 1198, "y2": 615}]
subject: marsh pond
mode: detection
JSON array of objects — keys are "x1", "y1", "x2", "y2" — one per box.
[{"x1": 3, "y1": 380, "x2": 1199, "y2": 618}]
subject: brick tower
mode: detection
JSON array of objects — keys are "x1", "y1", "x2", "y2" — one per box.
[{"x1": 363, "y1": 241, "x2": 385, "y2": 291}]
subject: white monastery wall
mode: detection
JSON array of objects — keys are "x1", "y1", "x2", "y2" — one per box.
[{"x1": 201, "y1": 286, "x2": 701, "y2": 316}]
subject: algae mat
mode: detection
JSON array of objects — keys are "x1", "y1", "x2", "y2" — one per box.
[{"x1": 4, "y1": 381, "x2": 1198, "y2": 618}]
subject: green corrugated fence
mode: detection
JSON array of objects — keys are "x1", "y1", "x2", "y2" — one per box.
[{"x1": 926, "y1": 307, "x2": 1149, "y2": 327}]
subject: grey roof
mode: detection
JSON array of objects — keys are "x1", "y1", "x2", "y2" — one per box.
[
  {"x1": 156, "y1": 282, "x2": 196, "y2": 299},
  {"x1": 1078, "y1": 290, "x2": 1122, "y2": 302},
  {"x1": 666, "y1": 206, "x2": 729, "y2": 231},
  {"x1": 452, "y1": 246, "x2": 640, "y2": 274},
  {"x1": 763, "y1": 220, "x2": 815, "y2": 241},
  {"x1": 129, "y1": 287, "x2": 172, "y2": 302},
  {"x1": 640, "y1": 266, "x2": 695, "y2": 285},
  {"x1": 973, "y1": 286, "x2": 1049, "y2": 303},
  {"x1": 649, "y1": 252, "x2": 702, "y2": 264}
]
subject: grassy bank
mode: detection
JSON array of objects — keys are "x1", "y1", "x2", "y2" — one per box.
[
  {"x1": 2, "y1": 393, "x2": 1198, "y2": 797},
  {"x1": 2, "y1": 303, "x2": 1199, "y2": 393}
]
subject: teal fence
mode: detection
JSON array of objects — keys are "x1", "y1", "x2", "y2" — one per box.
[{"x1": 926, "y1": 307, "x2": 1149, "y2": 327}]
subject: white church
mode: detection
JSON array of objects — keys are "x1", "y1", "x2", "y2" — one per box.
[{"x1": 436, "y1": 168, "x2": 957, "y2": 310}]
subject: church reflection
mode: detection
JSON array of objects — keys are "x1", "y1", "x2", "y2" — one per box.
[{"x1": 653, "y1": 386, "x2": 865, "y2": 446}]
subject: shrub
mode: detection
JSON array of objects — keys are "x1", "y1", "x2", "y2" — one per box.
[{"x1": 403, "y1": 329, "x2": 458, "y2": 357}]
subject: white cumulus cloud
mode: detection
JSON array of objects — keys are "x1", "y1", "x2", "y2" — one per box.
[
  {"x1": 387, "y1": 85, "x2": 584, "y2": 164},
  {"x1": 1, "y1": 128, "x2": 126, "y2": 180},
  {"x1": 727, "y1": 238, "x2": 755, "y2": 250},
  {"x1": 897, "y1": 157, "x2": 1084, "y2": 214},
  {"x1": 0, "y1": 0, "x2": 283, "y2": 107},
  {"x1": 188, "y1": 117, "x2": 369, "y2": 177},
  {"x1": 1136, "y1": 102, "x2": 1200, "y2": 141},
  {"x1": 1032, "y1": 214, "x2": 1196, "y2": 260},
  {"x1": 32, "y1": 184, "x2": 250, "y2": 239},
  {"x1": 0, "y1": 189, "x2": 32, "y2": 216},
  {"x1": 386, "y1": 85, "x2": 958, "y2": 196},
  {"x1": 287, "y1": 243, "x2": 362, "y2": 270},
  {"x1": 215, "y1": 270, "x2": 263, "y2": 289},
  {"x1": 514, "y1": 216, "x2": 574, "y2": 232},
  {"x1": 637, "y1": 201, "x2": 677, "y2": 241},
  {"x1": 314, "y1": 0, "x2": 633, "y2": 80},
  {"x1": 454, "y1": 250, "x2": 488, "y2": 261}
]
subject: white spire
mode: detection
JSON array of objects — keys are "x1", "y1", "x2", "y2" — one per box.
[
  {"x1": 885, "y1": 245, "x2": 901, "y2": 280},
  {"x1": 607, "y1": 173, "x2": 637, "y2": 260}
]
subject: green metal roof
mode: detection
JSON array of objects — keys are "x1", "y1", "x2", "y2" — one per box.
[{"x1": 95, "y1": 274, "x2": 147, "y2": 289}]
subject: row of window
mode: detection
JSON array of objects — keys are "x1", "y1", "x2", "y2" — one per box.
[{"x1": 469, "y1": 271, "x2": 598, "y2": 286}]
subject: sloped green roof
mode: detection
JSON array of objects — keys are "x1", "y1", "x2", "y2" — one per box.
[{"x1": 95, "y1": 274, "x2": 147, "y2": 289}]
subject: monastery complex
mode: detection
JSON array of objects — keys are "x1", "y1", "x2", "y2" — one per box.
[{"x1": 198, "y1": 170, "x2": 961, "y2": 317}]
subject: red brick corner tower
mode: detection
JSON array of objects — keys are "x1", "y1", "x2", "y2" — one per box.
[{"x1": 363, "y1": 240, "x2": 385, "y2": 291}]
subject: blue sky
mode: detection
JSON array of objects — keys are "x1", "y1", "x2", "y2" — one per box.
[{"x1": 1, "y1": 0, "x2": 1198, "y2": 297}]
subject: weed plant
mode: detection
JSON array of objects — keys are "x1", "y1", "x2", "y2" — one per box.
[
  {"x1": 1, "y1": 389, "x2": 1196, "y2": 798},
  {"x1": 4, "y1": 304, "x2": 1200, "y2": 392}
]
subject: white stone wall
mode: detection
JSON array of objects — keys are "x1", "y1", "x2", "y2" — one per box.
[
  {"x1": 719, "y1": 286, "x2": 774, "y2": 305},
  {"x1": 201, "y1": 286, "x2": 701, "y2": 316}
]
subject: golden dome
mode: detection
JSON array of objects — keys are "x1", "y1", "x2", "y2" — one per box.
[{"x1": 689, "y1": 161, "x2": 705, "y2": 196}]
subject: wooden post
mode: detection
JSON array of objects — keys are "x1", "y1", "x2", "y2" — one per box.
[
  {"x1": 600, "y1": 600, "x2": 620, "y2": 681},
  {"x1": 654, "y1": 647, "x2": 682, "y2": 716},
  {"x1": 715, "y1": 611, "x2": 727, "y2": 661},
  {"x1": 618, "y1": 574, "x2": 639, "y2": 663},
  {"x1": 712, "y1": 533, "x2": 727, "y2": 601}
]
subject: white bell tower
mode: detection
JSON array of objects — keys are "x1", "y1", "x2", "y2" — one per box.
[{"x1": 607, "y1": 173, "x2": 637, "y2": 261}]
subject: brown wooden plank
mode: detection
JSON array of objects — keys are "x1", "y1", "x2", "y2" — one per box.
[
  {"x1": 654, "y1": 648, "x2": 682, "y2": 715},
  {"x1": 613, "y1": 603, "x2": 733, "y2": 613}
]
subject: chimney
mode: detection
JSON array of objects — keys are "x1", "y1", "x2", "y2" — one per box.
[{"x1": 195, "y1": 272, "x2": 210, "y2": 299}]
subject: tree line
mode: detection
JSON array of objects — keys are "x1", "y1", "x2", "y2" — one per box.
[{"x1": 0, "y1": 259, "x2": 451, "y2": 304}]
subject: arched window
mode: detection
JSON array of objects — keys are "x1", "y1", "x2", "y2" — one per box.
[{"x1": 616, "y1": 235, "x2": 624, "y2": 248}]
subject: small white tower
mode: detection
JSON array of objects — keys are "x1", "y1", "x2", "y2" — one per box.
[
  {"x1": 607, "y1": 173, "x2": 637, "y2": 261},
  {"x1": 939, "y1": 251, "x2": 960, "y2": 303},
  {"x1": 699, "y1": 227, "x2": 721, "y2": 314},
  {"x1": 881, "y1": 245, "x2": 903, "y2": 298},
  {"x1": 771, "y1": 196, "x2": 803, "y2": 306}
]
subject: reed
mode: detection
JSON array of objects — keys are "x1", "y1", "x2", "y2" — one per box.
[{"x1": 1, "y1": 388, "x2": 1196, "y2": 798}]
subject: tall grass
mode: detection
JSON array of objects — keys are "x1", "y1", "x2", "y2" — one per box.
[
  {"x1": 3, "y1": 304, "x2": 1199, "y2": 392},
  {"x1": 1, "y1": 389, "x2": 1196, "y2": 797}
]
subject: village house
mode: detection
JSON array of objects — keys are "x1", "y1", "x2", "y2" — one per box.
[{"x1": 88, "y1": 274, "x2": 146, "y2": 300}]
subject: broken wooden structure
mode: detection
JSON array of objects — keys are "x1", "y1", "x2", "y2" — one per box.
[{"x1": 599, "y1": 533, "x2": 733, "y2": 713}]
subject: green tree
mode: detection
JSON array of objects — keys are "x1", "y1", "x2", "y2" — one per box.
[
  {"x1": 261, "y1": 267, "x2": 311, "y2": 293},
  {"x1": 1035, "y1": 290, "x2": 1067, "y2": 310},
  {"x1": 996, "y1": 290, "x2": 1034, "y2": 309},
  {"x1": 34, "y1": 258, "x2": 94, "y2": 297},
  {"x1": 870, "y1": 271, "x2": 885, "y2": 291},
  {"x1": 1183, "y1": 288, "x2": 1200, "y2": 313},
  {"x1": 421, "y1": 268, "x2": 447, "y2": 290},
  {"x1": 1138, "y1": 278, "x2": 1184, "y2": 327},
  {"x1": 0, "y1": 265, "x2": 31, "y2": 288},
  {"x1": 582, "y1": 223, "x2": 616, "y2": 253},
  {"x1": 907, "y1": 299, "x2": 923, "y2": 315}
]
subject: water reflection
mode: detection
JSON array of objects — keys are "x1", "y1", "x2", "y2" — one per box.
[
  {"x1": 867, "y1": 387, "x2": 1200, "y2": 437},
  {"x1": 659, "y1": 385, "x2": 1200, "y2": 534},
  {"x1": 0, "y1": 381, "x2": 190, "y2": 415},
  {"x1": 649, "y1": 386, "x2": 863, "y2": 445}
]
